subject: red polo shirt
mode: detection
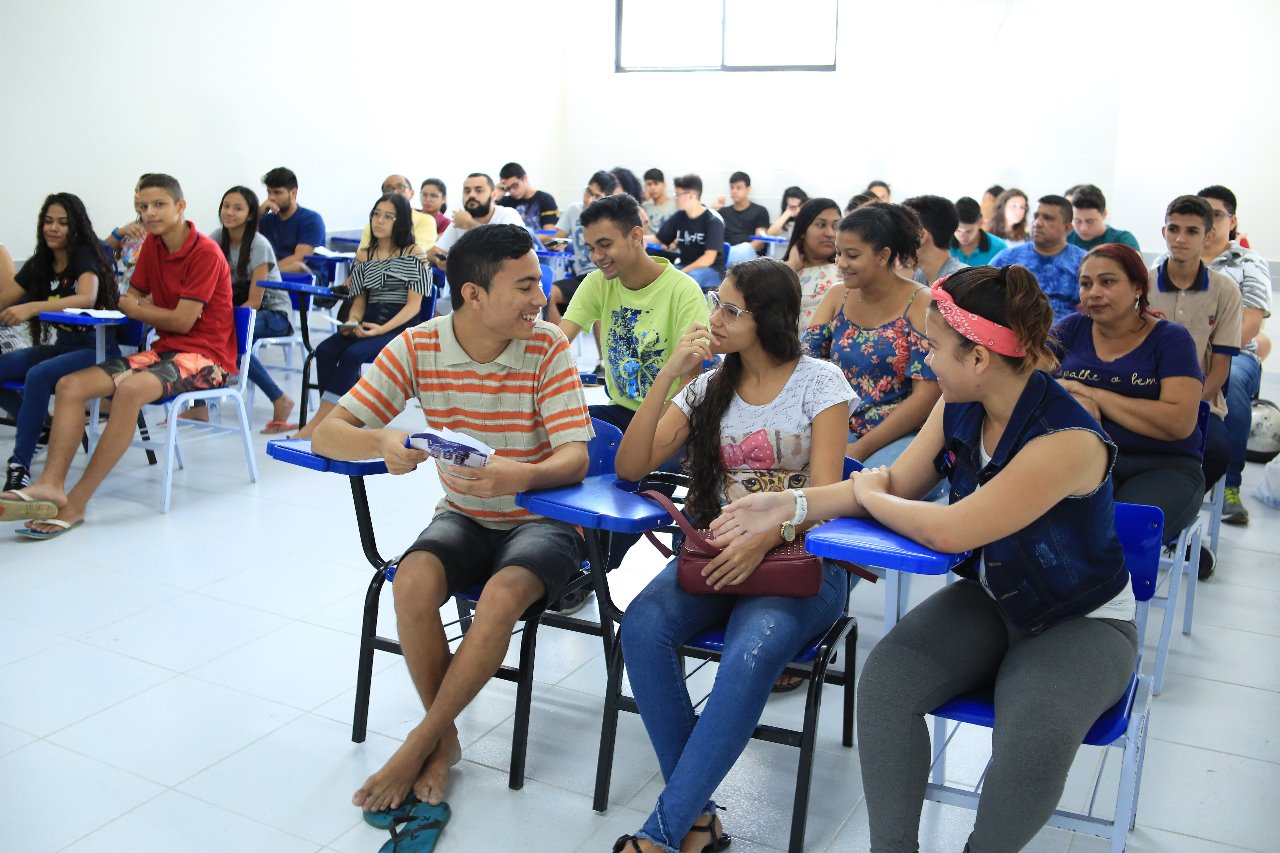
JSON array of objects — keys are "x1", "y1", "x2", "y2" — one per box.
[{"x1": 131, "y1": 220, "x2": 237, "y2": 373}]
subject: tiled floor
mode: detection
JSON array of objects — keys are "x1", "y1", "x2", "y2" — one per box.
[{"x1": 0, "y1": 339, "x2": 1276, "y2": 852}]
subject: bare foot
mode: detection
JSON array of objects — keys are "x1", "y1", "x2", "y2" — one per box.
[
  {"x1": 177, "y1": 407, "x2": 209, "y2": 422},
  {"x1": 1, "y1": 482, "x2": 68, "y2": 507},
  {"x1": 24, "y1": 502, "x2": 85, "y2": 535},
  {"x1": 413, "y1": 728, "x2": 461, "y2": 806},
  {"x1": 352, "y1": 733, "x2": 437, "y2": 813},
  {"x1": 271, "y1": 395, "x2": 296, "y2": 424}
]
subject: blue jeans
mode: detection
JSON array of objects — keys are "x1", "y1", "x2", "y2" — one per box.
[
  {"x1": 683, "y1": 267, "x2": 723, "y2": 291},
  {"x1": 1225, "y1": 352, "x2": 1263, "y2": 488},
  {"x1": 0, "y1": 335, "x2": 119, "y2": 469},
  {"x1": 863, "y1": 431, "x2": 948, "y2": 502},
  {"x1": 247, "y1": 309, "x2": 292, "y2": 403},
  {"x1": 726, "y1": 242, "x2": 757, "y2": 266},
  {"x1": 623, "y1": 559, "x2": 848, "y2": 852}
]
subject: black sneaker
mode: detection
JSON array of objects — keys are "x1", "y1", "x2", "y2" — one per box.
[
  {"x1": 552, "y1": 587, "x2": 594, "y2": 615},
  {"x1": 4, "y1": 462, "x2": 30, "y2": 492},
  {"x1": 1198, "y1": 545, "x2": 1216, "y2": 581}
]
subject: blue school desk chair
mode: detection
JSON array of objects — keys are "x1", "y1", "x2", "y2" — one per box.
[
  {"x1": 590, "y1": 459, "x2": 889, "y2": 853},
  {"x1": 925, "y1": 502, "x2": 1163, "y2": 853},
  {"x1": 266, "y1": 418, "x2": 626, "y2": 790}
]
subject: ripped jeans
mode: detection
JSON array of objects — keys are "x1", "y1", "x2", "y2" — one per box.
[{"x1": 622, "y1": 558, "x2": 848, "y2": 852}]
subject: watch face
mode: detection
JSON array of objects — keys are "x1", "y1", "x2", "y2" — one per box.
[{"x1": 781, "y1": 521, "x2": 796, "y2": 543}]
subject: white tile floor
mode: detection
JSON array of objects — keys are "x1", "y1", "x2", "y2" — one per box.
[{"x1": 0, "y1": 339, "x2": 1276, "y2": 852}]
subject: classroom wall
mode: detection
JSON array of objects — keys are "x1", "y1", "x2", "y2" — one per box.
[
  {"x1": 4, "y1": 0, "x2": 1278, "y2": 262},
  {"x1": 559, "y1": 0, "x2": 1280, "y2": 259},
  {"x1": 0, "y1": 0, "x2": 567, "y2": 257}
]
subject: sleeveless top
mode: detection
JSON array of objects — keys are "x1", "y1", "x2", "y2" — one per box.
[{"x1": 802, "y1": 287, "x2": 936, "y2": 437}]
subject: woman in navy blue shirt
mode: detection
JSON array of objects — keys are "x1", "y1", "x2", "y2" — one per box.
[{"x1": 1053, "y1": 242, "x2": 1205, "y2": 536}]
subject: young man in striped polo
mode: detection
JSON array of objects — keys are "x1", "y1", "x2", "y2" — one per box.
[{"x1": 313, "y1": 224, "x2": 593, "y2": 816}]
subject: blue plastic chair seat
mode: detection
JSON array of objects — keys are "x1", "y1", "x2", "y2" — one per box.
[{"x1": 931, "y1": 673, "x2": 1138, "y2": 747}]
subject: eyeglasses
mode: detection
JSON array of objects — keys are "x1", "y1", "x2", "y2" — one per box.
[
  {"x1": 1210, "y1": 210, "x2": 1231, "y2": 220},
  {"x1": 675, "y1": 190, "x2": 697, "y2": 199},
  {"x1": 370, "y1": 211, "x2": 397, "y2": 222},
  {"x1": 708, "y1": 291, "x2": 751, "y2": 323},
  {"x1": 382, "y1": 184, "x2": 409, "y2": 193}
]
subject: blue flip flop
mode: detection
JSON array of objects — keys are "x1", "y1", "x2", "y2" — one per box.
[
  {"x1": 363, "y1": 792, "x2": 422, "y2": 830},
  {"x1": 378, "y1": 802, "x2": 450, "y2": 853}
]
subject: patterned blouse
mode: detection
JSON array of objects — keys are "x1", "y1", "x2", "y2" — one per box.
[
  {"x1": 797, "y1": 263, "x2": 840, "y2": 331},
  {"x1": 348, "y1": 253, "x2": 431, "y2": 309},
  {"x1": 802, "y1": 288, "x2": 935, "y2": 438}
]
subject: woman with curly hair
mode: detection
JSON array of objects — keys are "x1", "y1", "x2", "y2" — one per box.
[
  {"x1": 611, "y1": 257, "x2": 853, "y2": 853},
  {"x1": 989, "y1": 187, "x2": 1029, "y2": 245},
  {"x1": 0, "y1": 193, "x2": 119, "y2": 490}
]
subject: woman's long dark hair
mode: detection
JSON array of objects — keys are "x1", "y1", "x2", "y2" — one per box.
[
  {"x1": 217, "y1": 186, "x2": 261, "y2": 284},
  {"x1": 29, "y1": 193, "x2": 118, "y2": 343},
  {"x1": 685, "y1": 257, "x2": 802, "y2": 526},
  {"x1": 369, "y1": 193, "x2": 416, "y2": 253},
  {"x1": 784, "y1": 198, "x2": 840, "y2": 265}
]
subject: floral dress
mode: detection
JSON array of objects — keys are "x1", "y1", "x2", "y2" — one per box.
[{"x1": 802, "y1": 288, "x2": 934, "y2": 438}]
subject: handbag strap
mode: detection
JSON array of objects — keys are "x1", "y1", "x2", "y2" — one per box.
[{"x1": 639, "y1": 490, "x2": 720, "y2": 555}]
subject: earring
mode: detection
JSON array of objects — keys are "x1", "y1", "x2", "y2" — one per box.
[{"x1": 1134, "y1": 297, "x2": 1140, "y2": 312}]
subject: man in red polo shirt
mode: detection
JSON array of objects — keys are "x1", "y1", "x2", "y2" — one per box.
[{"x1": 0, "y1": 173, "x2": 236, "y2": 536}]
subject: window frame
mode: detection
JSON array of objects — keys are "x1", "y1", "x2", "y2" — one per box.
[{"x1": 614, "y1": 0, "x2": 838, "y2": 73}]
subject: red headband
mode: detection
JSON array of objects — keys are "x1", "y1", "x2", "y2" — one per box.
[{"x1": 930, "y1": 279, "x2": 1027, "y2": 358}]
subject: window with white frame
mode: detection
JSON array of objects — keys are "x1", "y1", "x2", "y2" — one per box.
[{"x1": 616, "y1": 0, "x2": 838, "y2": 72}]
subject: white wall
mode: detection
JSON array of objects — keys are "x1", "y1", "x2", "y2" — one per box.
[
  {"x1": 559, "y1": 0, "x2": 1280, "y2": 259},
  {"x1": 4, "y1": 0, "x2": 1278, "y2": 262},
  {"x1": 1, "y1": 0, "x2": 567, "y2": 256}
]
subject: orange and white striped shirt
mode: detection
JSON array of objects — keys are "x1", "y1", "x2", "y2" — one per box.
[{"x1": 340, "y1": 316, "x2": 593, "y2": 529}]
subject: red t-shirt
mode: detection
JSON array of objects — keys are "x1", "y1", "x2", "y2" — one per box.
[{"x1": 131, "y1": 221, "x2": 238, "y2": 373}]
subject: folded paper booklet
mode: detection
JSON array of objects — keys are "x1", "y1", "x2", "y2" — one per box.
[
  {"x1": 62, "y1": 309, "x2": 126, "y2": 319},
  {"x1": 406, "y1": 427, "x2": 494, "y2": 469}
]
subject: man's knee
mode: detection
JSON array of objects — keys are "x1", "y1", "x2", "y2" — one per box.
[
  {"x1": 393, "y1": 551, "x2": 449, "y2": 614},
  {"x1": 54, "y1": 367, "x2": 104, "y2": 401},
  {"x1": 112, "y1": 373, "x2": 163, "y2": 407},
  {"x1": 476, "y1": 566, "x2": 545, "y2": 620}
]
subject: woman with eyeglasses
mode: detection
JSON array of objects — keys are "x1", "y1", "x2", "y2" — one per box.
[
  {"x1": 803, "y1": 204, "x2": 942, "y2": 473},
  {"x1": 610, "y1": 258, "x2": 854, "y2": 853},
  {"x1": 292, "y1": 193, "x2": 430, "y2": 439}
]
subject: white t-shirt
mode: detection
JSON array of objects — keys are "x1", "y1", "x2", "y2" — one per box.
[
  {"x1": 673, "y1": 356, "x2": 854, "y2": 505},
  {"x1": 434, "y1": 205, "x2": 530, "y2": 253},
  {"x1": 974, "y1": 429, "x2": 1136, "y2": 621}
]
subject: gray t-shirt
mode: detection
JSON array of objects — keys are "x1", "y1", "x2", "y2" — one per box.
[
  {"x1": 208, "y1": 228, "x2": 288, "y2": 314},
  {"x1": 643, "y1": 197, "x2": 677, "y2": 236},
  {"x1": 556, "y1": 202, "x2": 594, "y2": 276}
]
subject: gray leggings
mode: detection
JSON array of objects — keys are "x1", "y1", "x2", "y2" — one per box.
[{"x1": 858, "y1": 579, "x2": 1138, "y2": 853}]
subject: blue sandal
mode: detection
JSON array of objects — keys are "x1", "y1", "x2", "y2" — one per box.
[
  {"x1": 363, "y1": 792, "x2": 422, "y2": 830},
  {"x1": 378, "y1": 802, "x2": 450, "y2": 853}
]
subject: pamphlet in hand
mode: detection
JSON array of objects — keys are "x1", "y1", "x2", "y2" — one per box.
[{"x1": 406, "y1": 427, "x2": 494, "y2": 469}]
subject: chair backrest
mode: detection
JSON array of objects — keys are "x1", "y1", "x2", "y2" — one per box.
[
  {"x1": 1195, "y1": 400, "x2": 1210, "y2": 459},
  {"x1": 843, "y1": 457, "x2": 863, "y2": 478},
  {"x1": 587, "y1": 417, "x2": 624, "y2": 477},
  {"x1": 722, "y1": 242, "x2": 732, "y2": 269},
  {"x1": 1114, "y1": 502, "x2": 1164, "y2": 602},
  {"x1": 539, "y1": 263, "x2": 553, "y2": 300}
]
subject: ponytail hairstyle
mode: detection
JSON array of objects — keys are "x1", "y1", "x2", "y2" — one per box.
[
  {"x1": 931, "y1": 264, "x2": 1057, "y2": 371},
  {"x1": 990, "y1": 188, "x2": 1029, "y2": 242},
  {"x1": 29, "y1": 193, "x2": 118, "y2": 344},
  {"x1": 217, "y1": 186, "x2": 261, "y2": 285},
  {"x1": 784, "y1": 197, "x2": 840, "y2": 265},
  {"x1": 684, "y1": 257, "x2": 801, "y2": 526},
  {"x1": 837, "y1": 203, "x2": 923, "y2": 270},
  {"x1": 1081, "y1": 243, "x2": 1163, "y2": 320}
]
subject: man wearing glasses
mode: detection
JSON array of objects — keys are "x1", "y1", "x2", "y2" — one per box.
[
  {"x1": 1196, "y1": 185, "x2": 1273, "y2": 525},
  {"x1": 496, "y1": 162, "x2": 560, "y2": 232},
  {"x1": 358, "y1": 174, "x2": 438, "y2": 252}
]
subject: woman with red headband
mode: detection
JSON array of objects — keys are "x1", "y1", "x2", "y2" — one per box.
[{"x1": 710, "y1": 265, "x2": 1140, "y2": 852}]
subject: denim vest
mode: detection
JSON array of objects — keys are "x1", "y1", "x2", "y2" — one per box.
[{"x1": 936, "y1": 370, "x2": 1130, "y2": 635}]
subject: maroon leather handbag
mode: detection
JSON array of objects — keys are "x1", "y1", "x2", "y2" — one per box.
[{"x1": 640, "y1": 490, "x2": 823, "y2": 597}]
